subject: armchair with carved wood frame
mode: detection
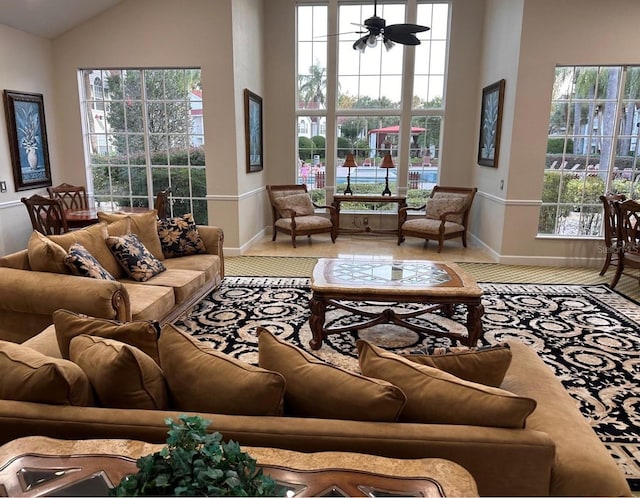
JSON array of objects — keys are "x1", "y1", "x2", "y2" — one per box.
[
  {"x1": 397, "y1": 186, "x2": 477, "y2": 253},
  {"x1": 266, "y1": 184, "x2": 338, "y2": 248}
]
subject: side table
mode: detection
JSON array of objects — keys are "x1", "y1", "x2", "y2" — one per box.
[
  {"x1": 0, "y1": 436, "x2": 478, "y2": 497},
  {"x1": 332, "y1": 194, "x2": 407, "y2": 235}
]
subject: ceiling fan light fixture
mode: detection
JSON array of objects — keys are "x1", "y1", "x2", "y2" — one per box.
[
  {"x1": 366, "y1": 34, "x2": 378, "y2": 48},
  {"x1": 383, "y1": 38, "x2": 394, "y2": 51},
  {"x1": 353, "y1": 36, "x2": 367, "y2": 52}
]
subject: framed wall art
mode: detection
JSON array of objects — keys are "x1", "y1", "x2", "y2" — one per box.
[
  {"x1": 3, "y1": 90, "x2": 52, "y2": 191},
  {"x1": 244, "y1": 89, "x2": 263, "y2": 173},
  {"x1": 477, "y1": 79, "x2": 505, "y2": 167}
]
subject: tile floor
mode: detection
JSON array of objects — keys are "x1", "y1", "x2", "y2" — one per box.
[{"x1": 243, "y1": 232, "x2": 496, "y2": 262}]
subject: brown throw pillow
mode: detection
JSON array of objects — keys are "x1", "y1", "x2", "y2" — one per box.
[
  {"x1": 158, "y1": 324, "x2": 285, "y2": 416},
  {"x1": 53, "y1": 309, "x2": 161, "y2": 364},
  {"x1": 357, "y1": 340, "x2": 536, "y2": 428},
  {"x1": 27, "y1": 231, "x2": 69, "y2": 274},
  {"x1": 403, "y1": 344, "x2": 512, "y2": 387},
  {"x1": 70, "y1": 335, "x2": 168, "y2": 410},
  {"x1": 0, "y1": 340, "x2": 93, "y2": 406},
  {"x1": 97, "y1": 210, "x2": 164, "y2": 260},
  {"x1": 257, "y1": 328, "x2": 406, "y2": 421}
]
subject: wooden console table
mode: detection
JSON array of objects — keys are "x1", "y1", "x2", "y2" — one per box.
[
  {"x1": 0, "y1": 436, "x2": 478, "y2": 497},
  {"x1": 332, "y1": 194, "x2": 407, "y2": 234}
]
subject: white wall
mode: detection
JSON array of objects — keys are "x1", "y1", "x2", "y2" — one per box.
[{"x1": 0, "y1": 25, "x2": 57, "y2": 254}]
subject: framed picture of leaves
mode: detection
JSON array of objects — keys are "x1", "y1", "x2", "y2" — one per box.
[{"x1": 477, "y1": 79, "x2": 505, "y2": 167}]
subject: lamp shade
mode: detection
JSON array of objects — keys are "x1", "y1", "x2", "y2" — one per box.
[
  {"x1": 343, "y1": 153, "x2": 357, "y2": 168},
  {"x1": 380, "y1": 153, "x2": 395, "y2": 169}
]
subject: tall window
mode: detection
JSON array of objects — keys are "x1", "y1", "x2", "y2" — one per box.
[
  {"x1": 80, "y1": 68, "x2": 208, "y2": 223},
  {"x1": 296, "y1": 1, "x2": 449, "y2": 208},
  {"x1": 539, "y1": 65, "x2": 640, "y2": 236}
]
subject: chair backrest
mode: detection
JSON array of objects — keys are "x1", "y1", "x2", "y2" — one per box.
[
  {"x1": 427, "y1": 186, "x2": 477, "y2": 225},
  {"x1": 266, "y1": 184, "x2": 310, "y2": 221},
  {"x1": 47, "y1": 183, "x2": 88, "y2": 210},
  {"x1": 600, "y1": 192, "x2": 626, "y2": 247},
  {"x1": 155, "y1": 188, "x2": 172, "y2": 219},
  {"x1": 22, "y1": 194, "x2": 69, "y2": 235},
  {"x1": 615, "y1": 199, "x2": 640, "y2": 253}
]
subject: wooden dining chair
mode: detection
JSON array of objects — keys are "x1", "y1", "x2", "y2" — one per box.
[
  {"x1": 154, "y1": 188, "x2": 172, "y2": 219},
  {"x1": 598, "y1": 192, "x2": 626, "y2": 276},
  {"x1": 47, "y1": 183, "x2": 89, "y2": 210},
  {"x1": 609, "y1": 198, "x2": 640, "y2": 289},
  {"x1": 21, "y1": 194, "x2": 70, "y2": 235}
]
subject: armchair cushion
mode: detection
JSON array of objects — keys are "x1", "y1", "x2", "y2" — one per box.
[
  {"x1": 70, "y1": 335, "x2": 168, "y2": 410},
  {"x1": 401, "y1": 218, "x2": 464, "y2": 234},
  {"x1": 274, "y1": 193, "x2": 315, "y2": 217},
  {"x1": 425, "y1": 194, "x2": 468, "y2": 224}
]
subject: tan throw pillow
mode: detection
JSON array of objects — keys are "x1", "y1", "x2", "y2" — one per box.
[
  {"x1": 49, "y1": 222, "x2": 123, "y2": 279},
  {"x1": 158, "y1": 324, "x2": 285, "y2": 416},
  {"x1": 357, "y1": 340, "x2": 536, "y2": 428},
  {"x1": 403, "y1": 344, "x2": 512, "y2": 387},
  {"x1": 97, "y1": 210, "x2": 164, "y2": 260},
  {"x1": 53, "y1": 309, "x2": 161, "y2": 364},
  {"x1": 274, "y1": 193, "x2": 315, "y2": 217},
  {"x1": 425, "y1": 194, "x2": 468, "y2": 224},
  {"x1": 70, "y1": 335, "x2": 168, "y2": 410},
  {"x1": 258, "y1": 328, "x2": 406, "y2": 421},
  {"x1": 27, "y1": 231, "x2": 69, "y2": 274},
  {"x1": 0, "y1": 340, "x2": 93, "y2": 406}
]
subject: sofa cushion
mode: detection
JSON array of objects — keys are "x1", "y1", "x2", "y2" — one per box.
[
  {"x1": 258, "y1": 328, "x2": 406, "y2": 421},
  {"x1": 124, "y1": 269, "x2": 205, "y2": 304},
  {"x1": 403, "y1": 343, "x2": 512, "y2": 387},
  {"x1": 426, "y1": 193, "x2": 468, "y2": 224},
  {"x1": 157, "y1": 213, "x2": 207, "y2": 259},
  {"x1": 53, "y1": 309, "x2": 161, "y2": 364},
  {"x1": 106, "y1": 233, "x2": 166, "y2": 282},
  {"x1": 97, "y1": 210, "x2": 164, "y2": 261},
  {"x1": 0, "y1": 340, "x2": 93, "y2": 406},
  {"x1": 122, "y1": 283, "x2": 176, "y2": 322},
  {"x1": 357, "y1": 340, "x2": 536, "y2": 428},
  {"x1": 49, "y1": 222, "x2": 123, "y2": 279},
  {"x1": 69, "y1": 335, "x2": 168, "y2": 410},
  {"x1": 64, "y1": 242, "x2": 116, "y2": 281},
  {"x1": 162, "y1": 254, "x2": 221, "y2": 284},
  {"x1": 274, "y1": 193, "x2": 315, "y2": 217},
  {"x1": 159, "y1": 324, "x2": 285, "y2": 416},
  {"x1": 27, "y1": 230, "x2": 69, "y2": 274}
]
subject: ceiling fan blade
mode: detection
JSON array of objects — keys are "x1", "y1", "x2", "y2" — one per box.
[
  {"x1": 383, "y1": 30, "x2": 421, "y2": 46},
  {"x1": 385, "y1": 23, "x2": 430, "y2": 35}
]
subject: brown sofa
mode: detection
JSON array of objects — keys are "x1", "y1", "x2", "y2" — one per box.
[
  {"x1": 0, "y1": 328, "x2": 630, "y2": 498},
  {"x1": 0, "y1": 213, "x2": 224, "y2": 343}
]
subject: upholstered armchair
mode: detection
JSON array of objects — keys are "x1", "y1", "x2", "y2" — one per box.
[
  {"x1": 397, "y1": 186, "x2": 477, "y2": 252},
  {"x1": 266, "y1": 184, "x2": 338, "y2": 248}
]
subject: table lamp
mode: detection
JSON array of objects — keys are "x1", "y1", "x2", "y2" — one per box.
[
  {"x1": 343, "y1": 153, "x2": 357, "y2": 195},
  {"x1": 380, "y1": 153, "x2": 395, "y2": 196}
]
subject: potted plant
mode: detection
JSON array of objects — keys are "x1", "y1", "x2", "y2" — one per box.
[{"x1": 110, "y1": 415, "x2": 280, "y2": 496}]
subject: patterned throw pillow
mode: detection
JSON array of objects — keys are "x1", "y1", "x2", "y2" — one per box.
[
  {"x1": 64, "y1": 242, "x2": 116, "y2": 281},
  {"x1": 106, "y1": 233, "x2": 166, "y2": 282},
  {"x1": 157, "y1": 213, "x2": 207, "y2": 259}
]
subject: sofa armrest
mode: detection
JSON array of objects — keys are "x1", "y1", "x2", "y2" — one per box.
[
  {"x1": 0, "y1": 268, "x2": 130, "y2": 342},
  {"x1": 197, "y1": 225, "x2": 224, "y2": 278}
]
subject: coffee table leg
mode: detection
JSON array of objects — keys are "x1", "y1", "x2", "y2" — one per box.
[
  {"x1": 309, "y1": 294, "x2": 326, "y2": 350},
  {"x1": 466, "y1": 302, "x2": 484, "y2": 347}
]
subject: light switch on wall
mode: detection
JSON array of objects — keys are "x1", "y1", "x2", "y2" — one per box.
[{"x1": 0, "y1": 181, "x2": 7, "y2": 193}]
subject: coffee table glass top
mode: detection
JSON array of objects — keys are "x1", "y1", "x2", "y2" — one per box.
[{"x1": 312, "y1": 259, "x2": 471, "y2": 291}]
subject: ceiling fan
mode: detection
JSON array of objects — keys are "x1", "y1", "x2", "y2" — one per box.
[{"x1": 352, "y1": 0, "x2": 430, "y2": 52}]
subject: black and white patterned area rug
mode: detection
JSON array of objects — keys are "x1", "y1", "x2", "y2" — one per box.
[{"x1": 174, "y1": 277, "x2": 640, "y2": 490}]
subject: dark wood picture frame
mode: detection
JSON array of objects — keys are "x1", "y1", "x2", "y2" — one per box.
[
  {"x1": 477, "y1": 79, "x2": 505, "y2": 167},
  {"x1": 244, "y1": 89, "x2": 263, "y2": 173},
  {"x1": 3, "y1": 90, "x2": 52, "y2": 190}
]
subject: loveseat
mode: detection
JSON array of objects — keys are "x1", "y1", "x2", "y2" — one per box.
[
  {"x1": 0, "y1": 318, "x2": 630, "y2": 497},
  {"x1": 0, "y1": 210, "x2": 224, "y2": 343}
]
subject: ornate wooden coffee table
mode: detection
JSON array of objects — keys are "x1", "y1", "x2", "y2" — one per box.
[
  {"x1": 309, "y1": 258, "x2": 484, "y2": 350},
  {"x1": 0, "y1": 437, "x2": 478, "y2": 497}
]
